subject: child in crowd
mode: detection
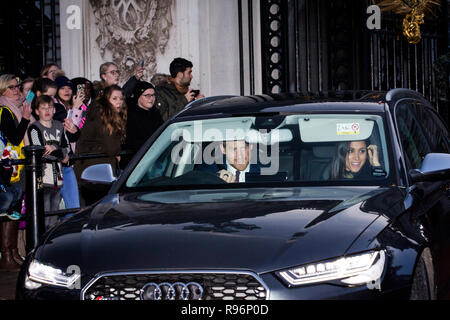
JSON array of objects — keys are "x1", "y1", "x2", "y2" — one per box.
[
  {"x1": 20, "y1": 77, "x2": 35, "y2": 99},
  {"x1": 32, "y1": 78, "x2": 81, "y2": 216},
  {"x1": 27, "y1": 95, "x2": 69, "y2": 229},
  {"x1": 32, "y1": 78, "x2": 58, "y2": 100}
]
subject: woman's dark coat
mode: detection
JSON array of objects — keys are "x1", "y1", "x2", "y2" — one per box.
[{"x1": 74, "y1": 106, "x2": 122, "y2": 182}]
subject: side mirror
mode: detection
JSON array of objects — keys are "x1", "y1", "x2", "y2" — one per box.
[
  {"x1": 81, "y1": 164, "x2": 117, "y2": 185},
  {"x1": 409, "y1": 153, "x2": 450, "y2": 183}
]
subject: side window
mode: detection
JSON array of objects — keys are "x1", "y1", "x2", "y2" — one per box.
[
  {"x1": 419, "y1": 105, "x2": 450, "y2": 153},
  {"x1": 395, "y1": 102, "x2": 432, "y2": 169}
]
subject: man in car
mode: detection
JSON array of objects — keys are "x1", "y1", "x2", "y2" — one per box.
[
  {"x1": 218, "y1": 140, "x2": 252, "y2": 183},
  {"x1": 198, "y1": 139, "x2": 261, "y2": 183}
]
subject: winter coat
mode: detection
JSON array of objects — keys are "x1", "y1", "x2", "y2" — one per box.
[
  {"x1": 124, "y1": 103, "x2": 164, "y2": 154},
  {"x1": 155, "y1": 82, "x2": 189, "y2": 122},
  {"x1": 0, "y1": 106, "x2": 29, "y2": 147},
  {"x1": 73, "y1": 106, "x2": 122, "y2": 182},
  {"x1": 0, "y1": 106, "x2": 30, "y2": 186}
]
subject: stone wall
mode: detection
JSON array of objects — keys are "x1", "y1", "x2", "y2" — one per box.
[{"x1": 60, "y1": 0, "x2": 262, "y2": 96}]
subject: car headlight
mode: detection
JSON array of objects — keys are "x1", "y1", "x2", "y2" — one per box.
[
  {"x1": 26, "y1": 260, "x2": 80, "y2": 289},
  {"x1": 277, "y1": 250, "x2": 385, "y2": 287}
]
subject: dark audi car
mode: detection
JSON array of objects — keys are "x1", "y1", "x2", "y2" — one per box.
[{"x1": 17, "y1": 89, "x2": 450, "y2": 300}]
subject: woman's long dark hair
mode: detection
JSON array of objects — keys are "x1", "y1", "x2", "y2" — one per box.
[
  {"x1": 95, "y1": 85, "x2": 127, "y2": 142},
  {"x1": 330, "y1": 140, "x2": 369, "y2": 179},
  {"x1": 56, "y1": 85, "x2": 74, "y2": 110}
]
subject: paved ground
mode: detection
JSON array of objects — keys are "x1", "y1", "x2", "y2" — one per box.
[{"x1": 0, "y1": 271, "x2": 19, "y2": 300}]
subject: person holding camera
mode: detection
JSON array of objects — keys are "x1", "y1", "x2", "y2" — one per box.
[
  {"x1": 51, "y1": 76, "x2": 85, "y2": 213},
  {"x1": 93, "y1": 62, "x2": 145, "y2": 101},
  {"x1": 155, "y1": 57, "x2": 204, "y2": 122},
  {"x1": 71, "y1": 77, "x2": 94, "y2": 110}
]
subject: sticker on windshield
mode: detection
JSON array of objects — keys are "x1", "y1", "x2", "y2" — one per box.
[
  {"x1": 336, "y1": 123, "x2": 360, "y2": 135},
  {"x1": 372, "y1": 167, "x2": 387, "y2": 177}
]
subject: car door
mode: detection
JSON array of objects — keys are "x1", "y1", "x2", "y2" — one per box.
[
  {"x1": 395, "y1": 100, "x2": 450, "y2": 298},
  {"x1": 416, "y1": 103, "x2": 450, "y2": 299},
  {"x1": 396, "y1": 99, "x2": 450, "y2": 219},
  {"x1": 395, "y1": 100, "x2": 432, "y2": 171},
  {"x1": 417, "y1": 104, "x2": 450, "y2": 154},
  {"x1": 411, "y1": 102, "x2": 450, "y2": 223}
]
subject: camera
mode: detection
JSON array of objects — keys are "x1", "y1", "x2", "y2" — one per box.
[{"x1": 191, "y1": 89, "x2": 200, "y2": 96}]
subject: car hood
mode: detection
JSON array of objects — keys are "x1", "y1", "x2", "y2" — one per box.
[{"x1": 37, "y1": 187, "x2": 401, "y2": 275}]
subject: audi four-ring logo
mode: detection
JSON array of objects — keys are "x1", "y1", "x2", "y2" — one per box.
[{"x1": 140, "y1": 282, "x2": 204, "y2": 300}]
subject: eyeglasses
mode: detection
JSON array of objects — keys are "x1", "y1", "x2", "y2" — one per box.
[
  {"x1": 105, "y1": 70, "x2": 120, "y2": 76},
  {"x1": 141, "y1": 94, "x2": 155, "y2": 99},
  {"x1": 7, "y1": 84, "x2": 20, "y2": 90},
  {"x1": 39, "y1": 106, "x2": 55, "y2": 111}
]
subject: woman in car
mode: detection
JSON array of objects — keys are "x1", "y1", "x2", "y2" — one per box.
[{"x1": 330, "y1": 140, "x2": 381, "y2": 179}]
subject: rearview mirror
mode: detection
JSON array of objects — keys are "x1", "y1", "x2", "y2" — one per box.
[{"x1": 409, "y1": 153, "x2": 450, "y2": 183}]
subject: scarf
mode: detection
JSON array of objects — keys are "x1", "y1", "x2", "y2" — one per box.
[
  {"x1": 0, "y1": 95, "x2": 23, "y2": 122},
  {"x1": 168, "y1": 77, "x2": 189, "y2": 95}
]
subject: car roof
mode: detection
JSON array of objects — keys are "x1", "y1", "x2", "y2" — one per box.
[
  {"x1": 176, "y1": 88, "x2": 432, "y2": 119},
  {"x1": 177, "y1": 91, "x2": 389, "y2": 118}
]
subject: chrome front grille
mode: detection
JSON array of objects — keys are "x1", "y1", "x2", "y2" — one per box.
[{"x1": 82, "y1": 272, "x2": 268, "y2": 300}]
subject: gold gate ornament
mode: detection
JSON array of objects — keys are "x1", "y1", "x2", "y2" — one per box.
[{"x1": 372, "y1": 0, "x2": 441, "y2": 44}]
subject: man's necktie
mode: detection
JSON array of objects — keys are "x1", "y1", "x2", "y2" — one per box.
[{"x1": 235, "y1": 171, "x2": 241, "y2": 183}]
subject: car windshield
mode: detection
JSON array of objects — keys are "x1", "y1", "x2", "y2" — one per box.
[{"x1": 126, "y1": 113, "x2": 392, "y2": 189}]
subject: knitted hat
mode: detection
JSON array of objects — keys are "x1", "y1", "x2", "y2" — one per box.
[
  {"x1": 55, "y1": 76, "x2": 74, "y2": 91},
  {"x1": 131, "y1": 81, "x2": 155, "y2": 101}
]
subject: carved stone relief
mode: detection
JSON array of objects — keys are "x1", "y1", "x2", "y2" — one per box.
[{"x1": 89, "y1": 0, "x2": 173, "y2": 83}]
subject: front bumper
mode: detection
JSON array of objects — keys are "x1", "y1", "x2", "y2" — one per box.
[{"x1": 16, "y1": 269, "x2": 410, "y2": 300}]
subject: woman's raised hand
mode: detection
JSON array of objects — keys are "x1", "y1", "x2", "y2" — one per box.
[
  {"x1": 135, "y1": 67, "x2": 145, "y2": 81},
  {"x1": 73, "y1": 91, "x2": 85, "y2": 109},
  {"x1": 21, "y1": 100, "x2": 32, "y2": 120},
  {"x1": 367, "y1": 144, "x2": 381, "y2": 167}
]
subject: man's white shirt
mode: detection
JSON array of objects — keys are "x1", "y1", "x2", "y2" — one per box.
[{"x1": 225, "y1": 163, "x2": 251, "y2": 182}]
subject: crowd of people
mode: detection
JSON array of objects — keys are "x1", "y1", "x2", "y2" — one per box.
[{"x1": 0, "y1": 57, "x2": 203, "y2": 271}]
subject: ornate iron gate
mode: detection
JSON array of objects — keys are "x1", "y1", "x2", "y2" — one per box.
[
  {"x1": 0, "y1": 0, "x2": 61, "y2": 78},
  {"x1": 259, "y1": 0, "x2": 449, "y2": 124}
]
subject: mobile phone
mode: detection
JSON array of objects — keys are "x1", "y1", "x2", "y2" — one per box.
[
  {"x1": 140, "y1": 59, "x2": 145, "y2": 68},
  {"x1": 191, "y1": 89, "x2": 200, "y2": 96},
  {"x1": 77, "y1": 84, "x2": 85, "y2": 96},
  {"x1": 26, "y1": 90, "x2": 35, "y2": 104},
  {"x1": 68, "y1": 107, "x2": 83, "y2": 127}
]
